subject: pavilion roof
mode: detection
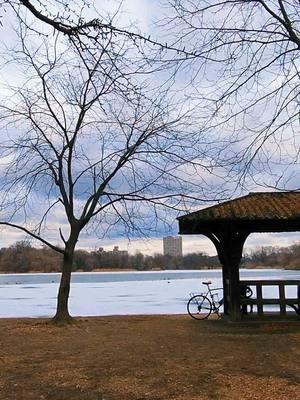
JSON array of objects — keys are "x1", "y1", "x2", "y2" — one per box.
[{"x1": 178, "y1": 192, "x2": 300, "y2": 228}]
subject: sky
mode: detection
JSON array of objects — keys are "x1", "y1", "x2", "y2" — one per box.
[{"x1": 1, "y1": 0, "x2": 300, "y2": 256}]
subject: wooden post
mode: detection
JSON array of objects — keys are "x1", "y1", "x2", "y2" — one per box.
[
  {"x1": 240, "y1": 284, "x2": 248, "y2": 315},
  {"x1": 279, "y1": 283, "x2": 286, "y2": 316},
  {"x1": 222, "y1": 264, "x2": 230, "y2": 316},
  {"x1": 256, "y1": 283, "x2": 263, "y2": 316},
  {"x1": 206, "y1": 227, "x2": 249, "y2": 321},
  {"x1": 227, "y1": 260, "x2": 241, "y2": 321}
]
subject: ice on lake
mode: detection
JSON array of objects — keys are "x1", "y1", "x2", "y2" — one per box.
[{"x1": 0, "y1": 269, "x2": 299, "y2": 318}]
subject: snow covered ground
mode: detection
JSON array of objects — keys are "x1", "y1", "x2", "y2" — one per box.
[{"x1": 0, "y1": 269, "x2": 299, "y2": 318}]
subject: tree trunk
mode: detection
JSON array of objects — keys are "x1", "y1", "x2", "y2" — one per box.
[{"x1": 53, "y1": 244, "x2": 75, "y2": 324}]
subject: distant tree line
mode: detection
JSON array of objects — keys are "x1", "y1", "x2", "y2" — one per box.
[
  {"x1": 0, "y1": 240, "x2": 221, "y2": 273},
  {"x1": 243, "y1": 244, "x2": 300, "y2": 270},
  {"x1": 0, "y1": 240, "x2": 300, "y2": 273}
]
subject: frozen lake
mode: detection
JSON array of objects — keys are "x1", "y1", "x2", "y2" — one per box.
[{"x1": 0, "y1": 269, "x2": 299, "y2": 318}]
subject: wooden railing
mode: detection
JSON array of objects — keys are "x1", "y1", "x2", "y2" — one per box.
[{"x1": 240, "y1": 280, "x2": 300, "y2": 318}]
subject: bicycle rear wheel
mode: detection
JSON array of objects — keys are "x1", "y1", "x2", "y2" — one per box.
[
  {"x1": 187, "y1": 295, "x2": 212, "y2": 320},
  {"x1": 245, "y1": 286, "x2": 253, "y2": 298}
]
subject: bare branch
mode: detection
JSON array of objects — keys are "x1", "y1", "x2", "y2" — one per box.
[{"x1": 0, "y1": 222, "x2": 65, "y2": 254}]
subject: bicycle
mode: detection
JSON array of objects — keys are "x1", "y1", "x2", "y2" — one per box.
[{"x1": 187, "y1": 280, "x2": 253, "y2": 320}]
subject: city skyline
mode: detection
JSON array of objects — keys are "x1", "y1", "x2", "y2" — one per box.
[{"x1": 2, "y1": 228, "x2": 300, "y2": 257}]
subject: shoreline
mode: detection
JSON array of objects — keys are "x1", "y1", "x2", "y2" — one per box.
[{"x1": 0, "y1": 265, "x2": 299, "y2": 274}]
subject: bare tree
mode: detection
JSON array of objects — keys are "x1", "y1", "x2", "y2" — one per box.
[
  {"x1": 0, "y1": 24, "x2": 222, "y2": 322},
  {"x1": 163, "y1": 1, "x2": 300, "y2": 188},
  {"x1": 9, "y1": 0, "x2": 300, "y2": 189},
  {"x1": 1, "y1": 0, "x2": 189, "y2": 57},
  {"x1": 2, "y1": 0, "x2": 127, "y2": 36}
]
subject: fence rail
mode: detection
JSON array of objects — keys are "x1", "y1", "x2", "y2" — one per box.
[{"x1": 240, "y1": 280, "x2": 300, "y2": 318}]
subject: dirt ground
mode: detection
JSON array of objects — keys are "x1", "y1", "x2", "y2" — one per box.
[{"x1": 0, "y1": 316, "x2": 300, "y2": 400}]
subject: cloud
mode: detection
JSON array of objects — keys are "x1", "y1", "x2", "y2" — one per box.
[{"x1": 1, "y1": 1, "x2": 300, "y2": 259}]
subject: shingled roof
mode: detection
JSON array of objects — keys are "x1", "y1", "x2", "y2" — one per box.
[{"x1": 178, "y1": 192, "x2": 300, "y2": 222}]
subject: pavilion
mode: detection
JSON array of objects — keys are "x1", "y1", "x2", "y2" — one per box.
[{"x1": 177, "y1": 192, "x2": 300, "y2": 321}]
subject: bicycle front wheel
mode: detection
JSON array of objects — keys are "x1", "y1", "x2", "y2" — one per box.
[{"x1": 187, "y1": 295, "x2": 212, "y2": 320}]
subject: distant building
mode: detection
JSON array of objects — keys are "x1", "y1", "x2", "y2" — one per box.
[
  {"x1": 163, "y1": 236, "x2": 183, "y2": 257},
  {"x1": 112, "y1": 246, "x2": 128, "y2": 257},
  {"x1": 97, "y1": 246, "x2": 128, "y2": 257}
]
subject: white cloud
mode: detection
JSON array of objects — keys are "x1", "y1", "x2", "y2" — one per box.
[{"x1": 1, "y1": 1, "x2": 300, "y2": 259}]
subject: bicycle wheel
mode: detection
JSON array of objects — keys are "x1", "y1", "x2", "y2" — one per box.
[
  {"x1": 187, "y1": 295, "x2": 212, "y2": 320},
  {"x1": 245, "y1": 286, "x2": 253, "y2": 298}
]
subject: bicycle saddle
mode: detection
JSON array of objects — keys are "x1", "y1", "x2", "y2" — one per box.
[{"x1": 202, "y1": 280, "x2": 212, "y2": 285}]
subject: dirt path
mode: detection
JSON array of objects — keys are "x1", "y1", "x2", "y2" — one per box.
[{"x1": 0, "y1": 316, "x2": 300, "y2": 400}]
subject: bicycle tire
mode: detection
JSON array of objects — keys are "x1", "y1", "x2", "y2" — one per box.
[
  {"x1": 187, "y1": 295, "x2": 212, "y2": 320},
  {"x1": 245, "y1": 286, "x2": 253, "y2": 299}
]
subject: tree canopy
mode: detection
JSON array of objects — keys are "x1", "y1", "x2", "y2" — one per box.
[
  {"x1": 0, "y1": 2, "x2": 226, "y2": 322},
  {"x1": 163, "y1": 0, "x2": 300, "y2": 189}
]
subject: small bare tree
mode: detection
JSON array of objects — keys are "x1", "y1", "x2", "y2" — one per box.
[
  {"x1": 162, "y1": 1, "x2": 300, "y2": 188},
  {"x1": 0, "y1": 24, "x2": 222, "y2": 322}
]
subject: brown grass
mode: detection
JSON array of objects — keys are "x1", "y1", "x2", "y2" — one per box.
[{"x1": 0, "y1": 316, "x2": 300, "y2": 399}]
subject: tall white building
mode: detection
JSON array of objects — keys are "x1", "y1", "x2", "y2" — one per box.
[{"x1": 163, "y1": 236, "x2": 183, "y2": 257}]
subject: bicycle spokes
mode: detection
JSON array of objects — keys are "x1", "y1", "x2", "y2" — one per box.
[{"x1": 187, "y1": 295, "x2": 212, "y2": 320}]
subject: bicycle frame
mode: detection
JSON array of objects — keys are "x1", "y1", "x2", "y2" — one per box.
[
  {"x1": 207, "y1": 286, "x2": 223, "y2": 313},
  {"x1": 190, "y1": 285, "x2": 223, "y2": 313}
]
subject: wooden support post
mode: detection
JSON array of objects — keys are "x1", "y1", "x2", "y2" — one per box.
[
  {"x1": 240, "y1": 284, "x2": 248, "y2": 315},
  {"x1": 256, "y1": 284, "x2": 263, "y2": 316},
  {"x1": 222, "y1": 263, "x2": 230, "y2": 316},
  {"x1": 279, "y1": 283, "x2": 286, "y2": 316},
  {"x1": 206, "y1": 227, "x2": 249, "y2": 322},
  {"x1": 226, "y1": 258, "x2": 241, "y2": 321}
]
